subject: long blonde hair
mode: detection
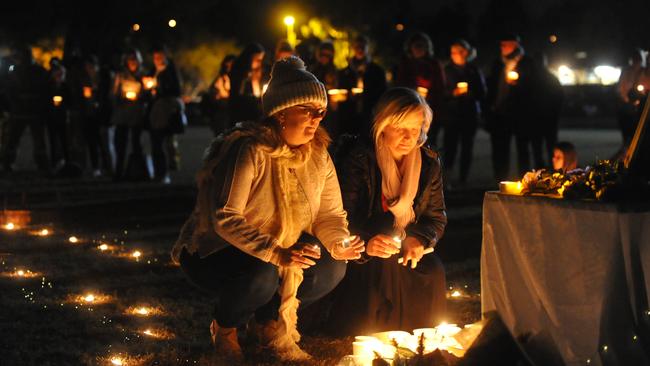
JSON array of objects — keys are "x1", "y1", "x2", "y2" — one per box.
[{"x1": 371, "y1": 87, "x2": 433, "y2": 149}]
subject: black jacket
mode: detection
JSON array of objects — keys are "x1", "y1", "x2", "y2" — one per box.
[
  {"x1": 443, "y1": 62, "x2": 486, "y2": 124},
  {"x1": 336, "y1": 141, "x2": 447, "y2": 256}
]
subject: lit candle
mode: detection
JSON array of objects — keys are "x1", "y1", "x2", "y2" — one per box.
[
  {"x1": 68, "y1": 236, "x2": 79, "y2": 243},
  {"x1": 84, "y1": 294, "x2": 95, "y2": 303},
  {"x1": 136, "y1": 307, "x2": 149, "y2": 315},
  {"x1": 142, "y1": 77, "x2": 156, "y2": 90},
  {"x1": 451, "y1": 290, "x2": 462, "y2": 298},
  {"x1": 4, "y1": 222, "x2": 15, "y2": 230},
  {"x1": 98, "y1": 244, "x2": 109, "y2": 251},
  {"x1": 125, "y1": 91, "x2": 137, "y2": 101},
  {"x1": 83, "y1": 86, "x2": 93, "y2": 99},
  {"x1": 39, "y1": 229, "x2": 49, "y2": 236},
  {"x1": 328, "y1": 89, "x2": 349, "y2": 102},
  {"x1": 262, "y1": 83, "x2": 269, "y2": 95},
  {"x1": 351, "y1": 87, "x2": 364, "y2": 95},
  {"x1": 637, "y1": 84, "x2": 646, "y2": 93},
  {"x1": 416, "y1": 86, "x2": 429, "y2": 98},
  {"x1": 499, "y1": 181, "x2": 523, "y2": 195},
  {"x1": 131, "y1": 250, "x2": 142, "y2": 259},
  {"x1": 110, "y1": 357, "x2": 124, "y2": 365},
  {"x1": 52, "y1": 95, "x2": 63, "y2": 107},
  {"x1": 506, "y1": 70, "x2": 519, "y2": 83},
  {"x1": 456, "y1": 82, "x2": 469, "y2": 95}
]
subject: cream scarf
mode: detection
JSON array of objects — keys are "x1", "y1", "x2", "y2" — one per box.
[{"x1": 375, "y1": 140, "x2": 422, "y2": 236}]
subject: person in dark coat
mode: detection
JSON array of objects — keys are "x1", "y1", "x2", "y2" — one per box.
[
  {"x1": 148, "y1": 45, "x2": 183, "y2": 183},
  {"x1": 395, "y1": 32, "x2": 446, "y2": 147},
  {"x1": 1, "y1": 45, "x2": 50, "y2": 174},
  {"x1": 229, "y1": 43, "x2": 266, "y2": 124},
  {"x1": 47, "y1": 57, "x2": 70, "y2": 169},
  {"x1": 338, "y1": 35, "x2": 387, "y2": 140},
  {"x1": 485, "y1": 34, "x2": 537, "y2": 181},
  {"x1": 328, "y1": 87, "x2": 447, "y2": 336},
  {"x1": 532, "y1": 52, "x2": 564, "y2": 165},
  {"x1": 442, "y1": 39, "x2": 486, "y2": 186},
  {"x1": 616, "y1": 48, "x2": 649, "y2": 148},
  {"x1": 309, "y1": 41, "x2": 341, "y2": 139}
]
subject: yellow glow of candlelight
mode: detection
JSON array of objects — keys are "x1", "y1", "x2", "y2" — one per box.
[
  {"x1": 111, "y1": 357, "x2": 124, "y2": 366},
  {"x1": 84, "y1": 294, "x2": 95, "y2": 303},
  {"x1": 351, "y1": 87, "x2": 364, "y2": 95},
  {"x1": 4, "y1": 222, "x2": 15, "y2": 230},
  {"x1": 68, "y1": 236, "x2": 79, "y2": 243},
  {"x1": 40, "y1": 229, "x2": 49, "y2": 236},
  {"x1": 328, "y1": 89, "x2": 348, "y2": 102},
  {"x1": 142, "y1": 77, "x2": 156, "y2": 90},
  {"x1": 136, "y1": 307, "x2": 149, "y2": 315},
  {"x1": 132, "y1": 23, "x2": 140, "y2": 32},
  {"x1": 637, "y1": 84, "x2": 645, "y2": 92},
  {"x1": 456, "y1": 81, "x2": 469, "y2": 95},
  {"x1": 99, "y1": 244, "x2": 109, "y2": 251},
  {"x1": 283, "y1": 15, "x2": 295, "y2": 26},
  {"x1": 53, "y1": 95, "x2": 63, "y2": 106},
  {"x1": 83, "y1": 86, "x2": 93, "y2": 99},
  {"x1": 507, "y1": 71, "x2": 519, "y2": 82},
  {"x1": 132, "y1": 251, "x2": 142, "y2": 258},
  {"x1": 143, "y1": 329, "x2": 154, "y2": 336},
  {"x1": 168, "y1": 19, "x2": 177, "y2": 28},
  {"x1": 416, "y1": 86, "x2": 428, "y2": 98},
  {"x1": 17, "y1": 270, "x2": 25, "y2": 276},
  {"x1": 451, "y1": 290, "x2": 462, "y2": 298},
  {"x1": 499, "y1": 181, "x2": 523, "y2": 195},
  {"x1": 125, "y1": 91, "x2": 137, "y2": 101},
  {"x1": 262, "y1": 83, "x2": 269, "y2": 95}
]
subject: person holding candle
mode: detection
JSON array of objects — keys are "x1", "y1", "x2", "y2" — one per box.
[
  {"x1": 110, "y1": 47, "x2": 149, "y2": 181},
  {"x1": 171, "y1": 56, "x2": 364, "y2": 362},
  {"x1": 309, "y1": 41, "x2": 342, "y2": 139},
  {"x1": 328, "y1": 87, "x2": 447, "y2": 336},
  {"x1": 229, "y1": 43, "x2": 266, "y2": 125},
  {"x1": 485, "y1": 33, "x2": 537, "y2": 182},
  {"x1": 46, "y1": 57, "x2": 70, "y2": 170},
  {"x1": 395, "y1": 32, "x2": 446, "y2": 147},
  {"x1": 442, "y1": 39, "x2": 486, "y2": 188},
  {"x1": 338, "y1": 35, "x2": 387, "y2": 139},
  {"x1": 203, "y1": 54, "x2": 236, "y2": 136}
]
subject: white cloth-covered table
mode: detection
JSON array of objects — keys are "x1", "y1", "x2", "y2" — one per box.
[{"x1": 481, "y1": 192, "x2": 650, "y2": 366}]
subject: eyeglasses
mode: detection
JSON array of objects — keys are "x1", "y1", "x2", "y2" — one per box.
[{"x1": 294, "y1": 105, "x2": 327, "y2": 119}]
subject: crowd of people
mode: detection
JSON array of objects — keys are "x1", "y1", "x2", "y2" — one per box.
[
  {"x1": 2, "y1": 31, "x2": 644, "y2": 186},
  {"x1": 201, "y1": 32, "x2": 571, "y2": 187},
  {"x1": 0, "y1": 44, "x2": 184, "y2": 183}
]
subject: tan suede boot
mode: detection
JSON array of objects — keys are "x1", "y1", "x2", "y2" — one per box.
[
  {"x1": 259, "y1": 320, "x2": 311, "y2": 361},
  {"x1": 210, "y1": 319, "x2": 243, "y2": 361}
]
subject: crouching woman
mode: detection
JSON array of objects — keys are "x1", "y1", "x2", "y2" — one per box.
[{"x1": 171, "y1": 56, "x2": 364, "y2": 362}]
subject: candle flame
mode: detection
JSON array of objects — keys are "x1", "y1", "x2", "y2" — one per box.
[
  {"x1": 110, "y1": 357, "x2": 124, "y2": 365},
  {"x1": 638, "y1": 84, "x2": 645, "y2": 92},
  {"x1": 40, "y1": 229, "x2": 49, "y2": 236},
  {"x1": 99, "y1": 244, "x2": 109, "y2": 251},
  {"x1": 132, "y1": 251, "x2": 142, "y2": 258},
  {"x1": 507, "y1": 71, "x2": 519, "y2": 81},
  {"x1": 84, "y1": 294, "x2": 95, "y2": 303},
  {"x1": 17, "y1": 270, "x2": 25, "y2": 276},
  {"x1": 125, "y1": 91, "x2": 137, "y2": 100},
  {"x1": 83, "y1": 86, "x2": 93, "y2": 98},
  {"x1": 137, "y1": 307, "x2": 149, "y2": 315},
  {"x1": 68, "y1": 236, "x2": 79, "y2": 243},
  {"x1": 451, "y1": 290, "x2": 462, "y2": 298},
  {"x1": 4, "y1": 222, "x2": 15, "y2": 230}
]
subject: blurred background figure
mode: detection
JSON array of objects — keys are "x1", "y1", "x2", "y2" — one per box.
[
  {"x1": 202, "y1": 54, "x2": 236, "y2": 136},
  {"x1": 616, "y1": 47, "x2": 649, "y2": 150},
  {"x1": 148, "y1": 44, "x2": 184, "y2": 184},
  {"x1": 395, "y1": 32, "x2": 446, "y2": 147},
  {"x1": 442, "y1": 39, "x2": 486, "y2": 189},
  {"x1": 1, "y1": 45, "x2": 50, "y2": 175},
  {"x1": 274, "y1": 39, "x2": 294, "y2": 61},
  {"x1": 531, "y1": 52, "x2": 564, "y2": 165},
  {"x1": 485, "y1": 33, "x2": 536, "y2": 182},
  {"x1": 110, "y1": 47, "x2": 149, "y2": 181},
  {"x1": 551, "y1": 141, "x2": 578, "y2": 173},
  {"x1": 229, "y1": 43, "x2": 265, "y2": 124},
  {"x1": 309, "y1": 40, "x2": 340, "y2": 138},
  {"x1": 338, "y1": 35, "x2": 387, "y2": 140},
  {"x1": 47, "y1": 57, "x2": 69, "y2": 171}
]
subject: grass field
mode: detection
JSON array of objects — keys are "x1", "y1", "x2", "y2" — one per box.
[{"x1": 0, "y1": 189, "x2": 482, "y2": 366}]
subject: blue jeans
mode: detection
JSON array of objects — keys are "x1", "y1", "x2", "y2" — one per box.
[{"x1": 180, "y1": 238, "x2": 346, "y2": 328}]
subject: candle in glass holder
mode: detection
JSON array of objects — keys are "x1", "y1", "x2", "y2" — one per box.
[
  {"x1": 416, "y1": 86, "x2": 429, "y2": 98},
  {"x1": 499, "y1": 181, "x2": 523, "y2": 195},
  {"x1": 142, "y1": 77, "x2": 156, "y2": 90},
  {"x1": 637, "y1": 84, "x2": 646, "y2": 93},
  {"x1": 456, "y1": 82, "x2": 469, "y2": 95},
  {"x1": 52, "y1": 95, "x2": 63, "y2": 107},
  {"x1": 125, "y1": 91, "x2": 137, "y2": 101},
  {"x1": 328, "y1": 89, "x2": 349, "y2": 102}
]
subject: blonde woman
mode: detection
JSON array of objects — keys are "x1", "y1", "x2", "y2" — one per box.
[
  {"x1": 171, "y1": 56, "x2": 364, "y2": 362},
  {"x1": 328, "y1": 87, "x2": 447, "y2": 335}
]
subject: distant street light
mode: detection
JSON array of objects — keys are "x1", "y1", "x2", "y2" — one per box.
[
  {"x1": 549, "y1": 34, "x2": 558, "y2": 43},
  {"x1": 132, "y1": 23, "x2": 140, "y2": 32},
  {"x1": 284, "y1": 15, "x2": 296, "y2": 48},
  {"x1": 168, "y1": 19, "x2": 177, "y2": 28}
]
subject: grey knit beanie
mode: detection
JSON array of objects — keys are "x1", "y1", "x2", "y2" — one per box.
[{"x1": 262, "y1": 56, "x2": 328, "y2": 117}]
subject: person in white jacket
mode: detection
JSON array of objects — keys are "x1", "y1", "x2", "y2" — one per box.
[{"x1": 171, "y1": 56, "x2": 364, "y2": 362}]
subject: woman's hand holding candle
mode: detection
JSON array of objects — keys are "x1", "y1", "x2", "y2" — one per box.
[
  {"x1": 399, "y1": 236, "x2": 426, "y2": 269},
  {"x1": 332, "y1": 235, "x2": 365, "y2": 261},
  {"x1": 278, "y1": 241, "x2": 322, "y2": 269},
  {"x1": 366, "y1": 234, "x2": 401, "y2": 258}
]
